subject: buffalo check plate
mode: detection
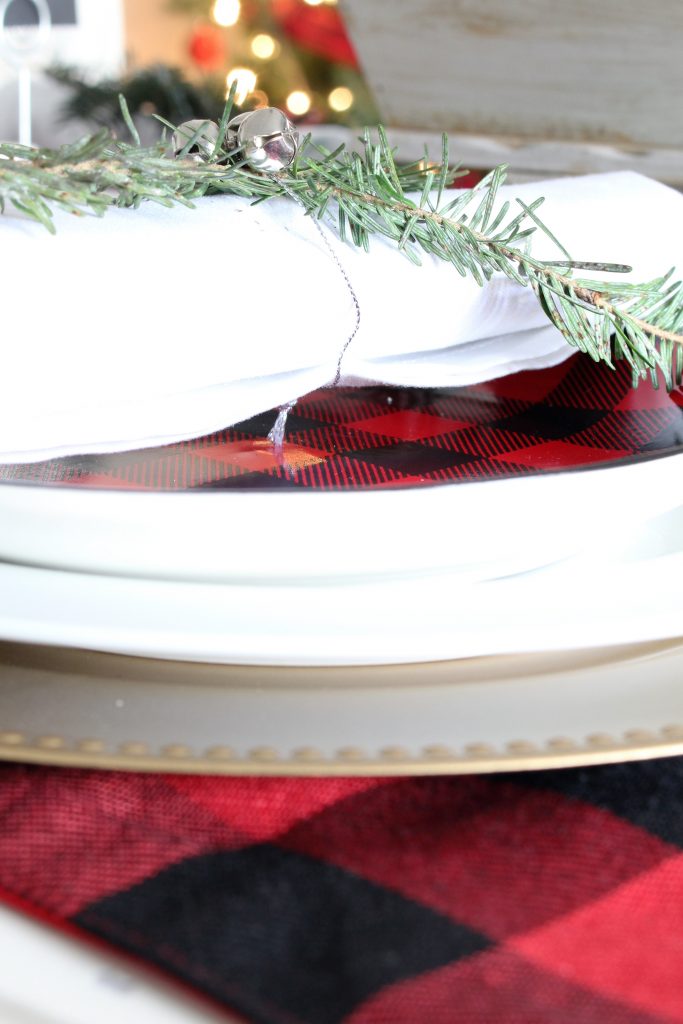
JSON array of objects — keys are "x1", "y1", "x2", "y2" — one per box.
[{"x1": 0, "y1": 355, "x2": 681, "y2": 589}]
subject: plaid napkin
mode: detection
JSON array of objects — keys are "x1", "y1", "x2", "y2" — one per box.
[{"x1": 1, "y1": 759, "x2": 682, "y2": 1023}]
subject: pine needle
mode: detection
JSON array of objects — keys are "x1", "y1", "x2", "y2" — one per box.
[{"x1": 1, "y1": 101, "x2": 682, "y2": 390}]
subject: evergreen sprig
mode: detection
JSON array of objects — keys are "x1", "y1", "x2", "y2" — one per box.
[{"x1": 1, "y1": 98, "x2": 682, "y2": 390}]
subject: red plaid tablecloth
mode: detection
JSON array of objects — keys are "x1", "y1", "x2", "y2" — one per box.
[{"x1": 1, "y1": 759, "x2": 683, "y2": 1023}]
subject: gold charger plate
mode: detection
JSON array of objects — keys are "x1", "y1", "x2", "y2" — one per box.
[{"x1": 1, "y1": 638, "x2": 682, "y2": 775}]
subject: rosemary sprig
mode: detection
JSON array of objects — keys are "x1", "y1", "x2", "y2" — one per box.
[{"x1": 1, "y1": 105, "x2": 681, "y2": 390}]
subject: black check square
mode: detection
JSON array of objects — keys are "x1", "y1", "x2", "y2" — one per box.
[{"x1": 77, "y1": 845, "x2": 490, "y2": 1024}]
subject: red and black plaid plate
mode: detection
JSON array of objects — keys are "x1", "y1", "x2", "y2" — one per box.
[{"x1": 1, "y1": 353, "x2": 682, "y2": 491}]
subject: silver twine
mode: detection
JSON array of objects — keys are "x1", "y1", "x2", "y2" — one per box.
[
  {"x1": 173, "y1": 114, "x2": 363, "y2": 464},
  {"x1": 268, "y1": 192, "x2": 362, "y2": 463}
]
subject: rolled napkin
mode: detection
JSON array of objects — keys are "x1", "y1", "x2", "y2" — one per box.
[{"x1": 1, "y1": 169, "x2": 682, "y2": 462}]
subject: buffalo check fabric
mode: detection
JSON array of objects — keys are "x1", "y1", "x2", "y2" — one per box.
[
  {"x1": 1, "y1": 761, "x2": 683, "y2": 1022},
  {"x1": 1, "y1": 354, "x2": 683, "y2": 491}
]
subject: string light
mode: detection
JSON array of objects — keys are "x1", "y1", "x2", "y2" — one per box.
[
  {"x1": 226, "y1": 67, "x2": 257, "y2": 104},
  {"x1": 286, "y1": 90, "x2": 312, "y2": 116},
  {"x1": 328, "y1": 86, "x2": 353, "y2": 112},
  {"x1": 250, "y1": 33, "x2": 279, "y2": 60},
  {"x1": 212, "y1": 0, "x2": 240, "y2": 26}
]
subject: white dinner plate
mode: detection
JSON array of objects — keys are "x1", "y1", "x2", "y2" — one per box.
[{"x1": 0, "y1": 504, "x2": 682, "y2": 666}]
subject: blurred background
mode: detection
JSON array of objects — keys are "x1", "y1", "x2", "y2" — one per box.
[{"x1": 0, "y1": 0, "x2": 379, "y2": 147}]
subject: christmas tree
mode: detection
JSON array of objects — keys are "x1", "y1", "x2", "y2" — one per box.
[
  {"x1": 177, "y1": 0, "x2": 377, "y2": 124},
  {"x1": 52, "y1": 0, "x2": 379, "y2": 134}
]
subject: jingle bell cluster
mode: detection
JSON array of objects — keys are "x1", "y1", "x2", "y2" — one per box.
[{"x1": 172, "y1": 106, "x2": 300, "y2": 173}]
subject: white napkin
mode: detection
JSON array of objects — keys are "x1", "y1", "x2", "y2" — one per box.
[{"x1": 2, "y1": 169, "x2": 682, "y2": 462}]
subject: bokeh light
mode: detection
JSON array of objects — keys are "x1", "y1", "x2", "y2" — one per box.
[
  {"x1": 250, "y1": 33, "x2": 279, "y2": 60},
  {"x1": 328, "y1": 86, "x2": 353, "y2": 112},
  {"x1": 286, "y1": 90, "x2": 312, "y2": 116},
  {"x1": 212, "y1": 0, "x2": 240, "y2": 27},
  {"x1": 226, "y1": 67, "x2": 258, "y2": 104}
]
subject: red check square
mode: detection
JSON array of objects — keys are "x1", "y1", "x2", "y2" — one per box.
[{"x1": 348, "y1": 411, "x2": 469, "y2": 441}]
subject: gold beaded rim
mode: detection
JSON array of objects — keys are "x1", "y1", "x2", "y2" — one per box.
[{"x1": 0, "y1": 726, "x2": 682, "y2": 775}]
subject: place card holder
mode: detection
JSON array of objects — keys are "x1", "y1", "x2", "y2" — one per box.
[
  {"x1": 0, "y1": 0, "x2": 53, "y2": 145},
  {"x1": 0, "y1": 0, "x2": 123, "y2": 146}
]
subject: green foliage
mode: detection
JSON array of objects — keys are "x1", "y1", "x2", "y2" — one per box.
[
  {"x1": 1, "y1": 101, "x2": 681, "y2": 389},
  {"x1": 48, "y1": 65, "x2": 226, "y2": 133}
]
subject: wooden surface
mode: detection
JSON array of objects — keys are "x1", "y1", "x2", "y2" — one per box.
[{"x1": 341, "y1": 0, "x2": 683, "y2": 181}]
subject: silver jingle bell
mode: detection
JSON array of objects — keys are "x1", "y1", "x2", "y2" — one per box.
[
  {"x1": 172, "y1": 119, "x2": 220, "y2": 161},
  {"x1": 226, "y1": 107, "x2": 300, "y2": 173}
]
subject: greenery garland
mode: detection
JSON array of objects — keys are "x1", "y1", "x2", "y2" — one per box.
[{"x1": 2, "y1": 94, "x2": 682, "y2": 391}]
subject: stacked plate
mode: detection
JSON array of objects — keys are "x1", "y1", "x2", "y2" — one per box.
[{"x1": 0, "y1": 354, "x2": 682, "y2": 773}]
